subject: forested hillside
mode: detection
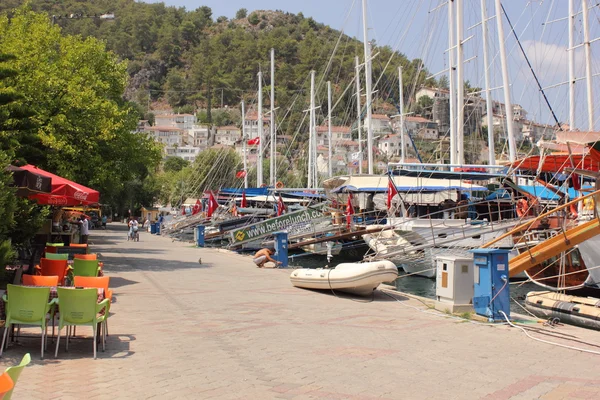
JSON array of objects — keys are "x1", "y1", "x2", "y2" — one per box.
[{"x1": 0, "y1": 0, "x2": 435, "y2": 134}]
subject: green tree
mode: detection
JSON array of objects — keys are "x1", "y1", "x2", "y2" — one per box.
[
  {"x1": 248, "y1": 12, "x2": 260, "y2": 26},
  {"x1": 164, "y1": 156, "x2": 190, "y2": 173},
  {"x1": 235, "y1": 8, "x2": 248, "y2": 19}
]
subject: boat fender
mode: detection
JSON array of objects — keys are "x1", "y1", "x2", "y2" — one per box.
[
  {"x1": 516, "y1": 198, "x2": 529, "y2": 217},
  {"x1": 569, "y1": 202, "x2": 578, "y2": 218}
]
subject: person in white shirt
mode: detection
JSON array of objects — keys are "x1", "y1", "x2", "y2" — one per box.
[
  {"x1": 128, "y1": 217, "x2": 139, "y2": 240},
  {"x1": 79, "y1": 216, "x2": 90, "y2": 244}
]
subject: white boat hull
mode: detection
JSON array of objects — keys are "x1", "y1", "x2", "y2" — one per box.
[{"x1": 290, "y1": 260, "x2": 399, "y2": 296}]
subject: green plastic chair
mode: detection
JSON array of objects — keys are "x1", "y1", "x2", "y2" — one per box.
[
  {"x1": 44, "y1": 253, "x2": 69, "y2": 261},
  {"x1": 71, "y1": 259, "x2": 100, "y2": 278},
  {"x1": 55, "y1": 288, "x2": 109, "y2": 359},
  {"x1": 4, "y1": 353, "x2": 31, "y2": 400},
  {"x1": 1, "y1": 285, "x2": 56, "y2": 359},
  {"x1": 45, "y1": 243, "x2": 64, "y2": 247}
]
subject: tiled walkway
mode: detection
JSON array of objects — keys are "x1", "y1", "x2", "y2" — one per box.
[{"x1": 2, "y1": 224, "x2": 600, "y2": 399}]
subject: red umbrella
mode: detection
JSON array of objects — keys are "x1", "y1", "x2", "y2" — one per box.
[{"x1": 21, "y1": 165, "x2": 100, "y2": 206}]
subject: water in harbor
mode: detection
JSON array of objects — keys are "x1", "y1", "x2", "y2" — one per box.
[{"x1": 289, "y1": 252, "x2": 542, "y2": 315}]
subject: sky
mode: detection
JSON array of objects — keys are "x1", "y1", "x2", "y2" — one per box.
[{"x1": 142, "y1": 0, "x2": 600, "y2": 131}]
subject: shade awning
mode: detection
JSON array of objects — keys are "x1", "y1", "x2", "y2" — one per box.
[
  {"x1": 511, "y1": 153, "x2": 600, "y2": 173},
  {"x1": 21, "y1": 165, "x2": 100, "y2": 206},
  {"x1": 6, "y1": 165, "x2": 52, "y2": 196}
]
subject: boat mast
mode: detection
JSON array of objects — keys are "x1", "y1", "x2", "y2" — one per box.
[
  {"x1": 362, "y1": 0, "x2": 374, "y2": 174},
  {"x1": 241, "y1": 100, "x2": 248, "y2": 189},
  {"x1": 582, "y1": 0, "x2": 594, "y2": 131},
  {"x1": 568, "y1": 0, "x2": 575, "y2": 131},
  {"x1": 456, "y1": 0, "x2": 465, "y2": 164},
  {"x1": 257, "y1": 70, "x2": 263, "y2": 187},
  {"x1": 308, "y1": 70, "x2": 316, "y2": 189},
  {"x1": 270, "y1": 48, "x2": 276, "y2": 186},
  {"x1": 448, "y1": 0, "x2": 457, "y2": 165},
  {"x1": 398, "y1": 66, "x2": 405, "y2": 163},
  {"x1": 480, "y1": 0, "x2": 495, "y2": 165},
  {"x1": 328, "y1": 80, "x2": 333, "y2": 178},
  {"x1": 355, "y1": 56, "x2": 363, "y2": 175},
  {"x1": 494, "y1": 0, "x2": 517, "y2": 163}
]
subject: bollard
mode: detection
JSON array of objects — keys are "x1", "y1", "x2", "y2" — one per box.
[
  {"x1": 272, "y1": 231, "x2": 288, "y2": 268},
  {"x1": 470, "y1": 248, "x2": 511, "y2": 322},
  {"x1": 196, "y1": 225, "x2": 205, "y2": 247}
]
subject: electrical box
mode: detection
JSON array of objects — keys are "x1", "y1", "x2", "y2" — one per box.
[
  {"x1": 471, "y1": 248, "x2": 511, "y2": 322},
  {"x1": 273, "y1": 231, "x2": 288, "y2": 268},
  {"x1": 435, "y1": 255, "x2": 474, "y2": 308},
  {"x1": 196, "y1": 225, "x2": 205, "y2": 247}
]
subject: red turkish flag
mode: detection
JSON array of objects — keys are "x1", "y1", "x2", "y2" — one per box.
[
  {"x1": 387, "y1": 177, "x2": 400, "y2": 210},
  {"x1": 277, "y1": 195, "x2": 286, "y2": 216},
  {"x1": 247, "y1": 137, "x2": 260, "y2": 145},
  {"x1": 236, "y1": 170, "x2": 247, "y2": 178},
  {"x1": 192, "y1": 199, "x2": 201, "y2": 215},
  {"x1": 207, "y1": 192, "x2": 218, "y2": 217}
]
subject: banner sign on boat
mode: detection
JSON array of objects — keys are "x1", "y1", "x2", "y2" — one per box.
[{"x1": 230, "y1": 205, "x2": 326, "y2": 245}]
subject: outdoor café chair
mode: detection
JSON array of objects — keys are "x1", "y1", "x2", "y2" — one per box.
[
  {"x1": 34, "y1": 259, "x2": 70, "y2": 286},
  {"x1": 22, "y1": 275, "x2": 59, "y2": 287},
  {"x1": 0, "y1": 372, "x2": 14, "y2": 399},
  {"x1": 54, "y1": 288, "x2": 110, "y2": 359},
  {"x1": 43, "y1": 253, "x2": 69, "y2": 261},
  {"x1": 73, "y1": 254, "x2": 97, "y2": 260},
  {"x1": 3, "y1": 353, "x2": 30, "y2": 400},
  {"x1": 71, "y1": 259, "x2": 101, "y2": 278},
  {"x1": 0, "y1": 285, "x2": 56, "y2": 359},
  {"x1": 73, "y1": 276, "x2": 113, "y2": 335}
]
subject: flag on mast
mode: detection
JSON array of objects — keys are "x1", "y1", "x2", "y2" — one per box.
[
  {"x1": 387, "y1": 176, "x2": 400, "y2": 210},
  {"x1": 277, "y1": 195, "x2": 286, "y2": 216},
  {"x1": 207, "y1": 192, "x2": 219, "y2": 217},
  {"x1": 241, "y1": 191, "x2": 247, "y2": 208},
  {"x1": 345, "y1": 192, "x2": 354, "y2": 228}
]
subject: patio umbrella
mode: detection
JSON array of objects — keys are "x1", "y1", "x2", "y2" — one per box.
[
  {"x1": 20, "y1": 165, "x2": 100, "y2": 206},
  {"x1": 6, "y1": 165, "x2": 52, "y2": 196}
]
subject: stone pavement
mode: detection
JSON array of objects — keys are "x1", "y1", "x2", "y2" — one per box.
[{"x1": 1, "y1": 224, "x2": 600, "y2": 399}]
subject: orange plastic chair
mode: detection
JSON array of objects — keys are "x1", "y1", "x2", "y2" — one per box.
[
  {"x1": 0, "y1": 372, "x2": 14, "y2": 399},
  {"x1": 69, "y1": 244, "x2": 88, "y2": 250},
  {"x1": 34, "y1": 259, "x2": 71, "y2": 286},
  {"x1": 73, "y1": 254, "x2": 97, "y2": 260},
  {"x1": 22, "y1": 275, "x2": 59, "y2": 287},
  {"x1": 73, "y1": 276, "x2": 112, "y2": 301}
]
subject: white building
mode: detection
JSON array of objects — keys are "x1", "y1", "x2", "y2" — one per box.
[
  {"x1": 154, "y1": 114, "x2": 196, "y2": 130},
  {"x1": 378, "y1": 134, "x2": 402, "y2": 157},
  {"x1": 166, "y1": 146, "x2": 201, "y2": 162},
  {"x1": 189, "y1": 125, "x2": 211, "y2": 149},
  {"x1": 403, "y1": 116, "x2": 438, "y2": 139},
  {"x1": 315, "y1": 125, "x2": 352, "y2": 146},
  {"x1": 144, "y1": 126, "x2": 189, "y2": 147},
  {"x1": 366, "y1": 114, "x2": 392, "y2": 134},
  {"x1": 244, "y1": 111, "x2": 270, "y2": 139},
  {"x1": 416, "y1": 87, "x2": 450, "y2": 102},
  {"x1": 214, "y1": 125, "x2": 241, "y2": 146}
]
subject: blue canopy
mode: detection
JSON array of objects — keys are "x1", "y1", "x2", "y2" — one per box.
[
  {"x1": 219, "y1": 187, "x2": 269, "y2": 196},
  {"x1": 486, "y1": 185, "x2": 593, "y2": 201}
]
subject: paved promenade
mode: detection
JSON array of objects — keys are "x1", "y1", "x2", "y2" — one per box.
[{"x1": 2, "y1": 224, "x2": 600, "y2": 399}]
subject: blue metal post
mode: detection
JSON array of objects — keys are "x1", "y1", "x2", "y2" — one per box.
[
  {"x1": 471, "y1": 248, "x2": 511, "y2": 322},
  {"x1": 196, "y1": 225, "x2": 205, "y2": 247},
  {"x1": 273, "y1": 231, "x2": 288, "y2": 267}
]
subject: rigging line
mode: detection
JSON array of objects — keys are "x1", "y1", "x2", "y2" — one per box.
[{"x1": 500, "y1": 3, "x2": 562, "y2": 129}]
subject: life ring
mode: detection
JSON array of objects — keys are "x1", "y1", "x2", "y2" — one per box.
[
  {"x1": 260, "y1": 183, "x2": 267, "y2": 188},
  {"x1": 275, "y1": 181, "x2": 284, "y2": 189},
  {"x1": 516, "y1": 198, "x2": 529, "y2": 217}
]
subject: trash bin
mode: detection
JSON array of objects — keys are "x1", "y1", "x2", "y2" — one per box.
[
  {"x1": 155, "y1": 222, "x2": 161, "y2": 235},
  {"x1": 150, "y1": 223, "x2": 157, "y2": 234}
]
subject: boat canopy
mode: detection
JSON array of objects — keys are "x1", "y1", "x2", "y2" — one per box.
[
  {"x1": 219, "y1": 187, "x2": 269, "y2": 196},
  {"x1": 233, "y1": 195, "x2": 310, "y2": 203},
  {"x1": 511, "y1": 153, "x2": 600, "y2": 173},
  {"x1": 330, "y1": 175, "x2": 486, "y2": 194},
  {"x1": 392, "y1": 169, "x2": 506, "y2": 181},
  {"x1": 486, "y1": 185, "x2": 593, "y2": 201}
]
